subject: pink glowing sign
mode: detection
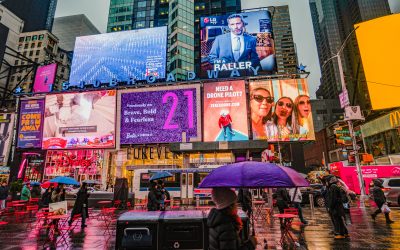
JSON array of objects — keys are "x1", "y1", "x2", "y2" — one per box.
[{"x1": 33, "y1": 63, "x2": 57, "y2": 93}]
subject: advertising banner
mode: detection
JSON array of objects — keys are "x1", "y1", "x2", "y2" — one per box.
[
  {"x1": 42, "y1": 90, "x2": 116, "y2": 149},
  {"x1": 249, "y1": 79, "x2": 315, "y2": 141},
  {"x1": 17, "y1": 99, "x2": 45, "y2": 148},
  {"x1": 0, "y1": 113, "x2": 14, "y2": 166},
  {"x1": 69, "y1": 26, "x2": 167, "y2": 85},
  {"x1": 200, "y1": 10, "x2": 276, "y2": 78},
  {"x1": 33, "y1": 64, "x2": 57, "y2": 93},
  {"x1": 203, "y1": 80, "x2": 248, "y2": 141},
  {"x1": 119, "y1": 85, "x2": 201, "y2": 144}
]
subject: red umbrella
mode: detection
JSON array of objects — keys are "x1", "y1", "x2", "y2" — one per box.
[{"x1": 41, "y1": 181, "x2": 58, "y2": 189}]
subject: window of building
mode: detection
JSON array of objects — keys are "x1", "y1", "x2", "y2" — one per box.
[
  {"x1": 23, "y1": 51, "x2": 27, "y2": 56},
  {"x1": 211, "y1": 1, "x2": 221, "y2": 9},
  {"x1": 34, "y1": 58, "x2": 38, "y2": 62},
  {"x1": 30, "y1": 43, "x2": 35, "y2": 48},
  {"x1": 61, "y1": 67, "x2": 65, "y2": 73},
  {"x1": 17, "y1": 76, "x2": 21, "y2": 81},
  {"x1": 25, "y1": 36, "x2": 31, "y2": 42},
  {"x1": 316, "y1": 110, "x2": 327, "y2": 114},
  {"x1": 29, "y1": 51, "x2": 33, "y2": 56},
  {"x1": 14, "y1": 60, "x2": 19, "y2": 65},
  {"x1": 19, "y1": 37, "x2": 24, "y2": 43},
  {"x1": 138, "y1": 1, "x2": 146, "y2": 8},
  {"x1": 24, "y1": 44, "x2": 28, "y2": 49},
  {"x1": 32, "y1": 35, "x2": 38, "y2": 41},
  {"x1": 38, "y1": 42, "x2": 42, "y2": 47},
  {"x1": 137, "y1": 11, "x2": 146, "y2": 18},
  {"x1": 10, "y1": 76, "x2": 15, "y2": 82},
  {"x1": 38, "y1": 34, "x2": 44, "y2": 40},
  {"x1": 136, "y1": 21, "x2": 145, "y2": 28},
  {"x1": 36, "y1": 50, "x2": 40, "y2": 56},
  {"x1": 225, "y1": 0, "x2": 236, "y2": 7}
]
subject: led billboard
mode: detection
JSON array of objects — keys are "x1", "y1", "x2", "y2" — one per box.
[
  {"x1": 200, "y1": 10, "x2": 276, "y2": 78},
  {"x1": 0, "y1": 113, "x2": 14, "y2": 166},
  {"x1": 18, "y1": 99, "x2": 45, "y2": 148},
  {"x1": 203, "y1": 80, "x2": 248, "y2": 141},
  {"x1": 33, "y1": 63, "x2": 57, "y2": 93},
  {"x1": 249, "y1": 79, "x2": 315, "y2": 141},
  {"x1": 119, "y1": 85, "x2": 201, "y2": 144},
  {"x1": 355, "y1": 14, "x2": 400, "y2": 110},
  {"x1": 42, "y1": 90, "x2": 116, "y2": 149},
  {"x1": 69, "y1": 26, "x2": 167, "y2": 85}
]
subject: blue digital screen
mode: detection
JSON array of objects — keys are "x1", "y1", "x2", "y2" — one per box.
[{"x1": 69, "y1": 26, "x2": 167, "y2": 85}]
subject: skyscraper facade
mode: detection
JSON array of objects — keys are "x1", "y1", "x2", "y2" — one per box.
[
  {"x1": 312, "y1": 0, "x2": 391, "y2": 109},
  {"x1": 2, "y1": 0, "x2": 58, "y2": 32}
]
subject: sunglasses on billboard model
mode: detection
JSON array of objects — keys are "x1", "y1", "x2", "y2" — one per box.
[
  {"x1": 252, "y1": 95, "x2": 274, "y2": 103},
  {"x1": 277, "y1": 101, "x2": 293, "y2": 109},
  {"x1": 299, "y1": 100, "x2": 311, "y2": 105}
]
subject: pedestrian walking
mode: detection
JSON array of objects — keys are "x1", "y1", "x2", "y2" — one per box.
[
  {"x1": 207, "y1": 187, "x2": 257, "y2": 250},
  {"x1": 0, "y1": 181, "x2": 9, "y2": 209},
  {"x1": 289, "y1": 188, "x2": 308, "y2": 225},
  {"x1": 31, "y1": 185, "x2": 41, "y2": 198},
  {"x1": 147, "y1": 181, "x2": 161, "y2": 211},
  {"x1": 238, "y1": 188, "x2": 252, "y2": 218},
  {"x1": 40, "y1": 186, "x2": 54, "y2": 208},
  {"x1": 327, "y1": 176, "x2": 349, "y2": 239},
  {"x1": 274, "y1": 187, "x2": 290, "y2": 227},
  {"x1": 69, "y1": 182, "x2": 90, "y2": 228},
  {"x1": 21, "y1": 182, "x2": 31, "y2": 201},
  {"x1": 157, "y1": 180, "x2": 170, "y2": 211},
  {"x1": 371, "y1": 179, "x2": 394, "y2": 224}
]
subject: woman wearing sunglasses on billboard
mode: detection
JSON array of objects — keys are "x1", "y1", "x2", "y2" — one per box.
[
  {"x1": 293, "y1": 95, "x2": 312, "y2": 140},
  {"x1": 250, "y1": 88, "x2": 274, "y2": 139},
  {"x1": 265, "y1": 97, "x2": 294, "y2": 141}
]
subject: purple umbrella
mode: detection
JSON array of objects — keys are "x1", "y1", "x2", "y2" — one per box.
[{"x1": 199, "y1": 161, "x2": 309, "y2": 188}]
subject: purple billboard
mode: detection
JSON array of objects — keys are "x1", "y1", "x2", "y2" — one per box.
[
  {"x1": 17, "y1": 99, "x2": 45, "y2": 148},
  {"x1": 33, "y1": 63, "x2": 57, "y2": 93},
  {"x1": 119, "y1": 85, "x2": 201, "y2": 144}
]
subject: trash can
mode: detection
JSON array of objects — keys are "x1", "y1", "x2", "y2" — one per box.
[
  {"x1": 159, "y1": 210, "x2": 205, "y2": 250},
  {"x1": 116, "y1": 211, "x2": 162, "y2": 250}
]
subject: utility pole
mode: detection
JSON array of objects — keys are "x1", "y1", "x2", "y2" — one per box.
[{"x1": 323, "y1": 26, "x2": 366, "y2": 207}]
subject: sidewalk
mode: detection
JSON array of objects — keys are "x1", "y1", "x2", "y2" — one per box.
[{"x1": 0, "y1": 206, "x2": 399, "y2": 249}]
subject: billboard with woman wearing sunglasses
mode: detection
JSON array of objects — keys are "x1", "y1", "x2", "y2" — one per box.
[{"x1": 249, "y1": 79, "x2": 315, "y2": 141}]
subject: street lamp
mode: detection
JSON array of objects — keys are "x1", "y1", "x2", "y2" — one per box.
[{"x1": 322, "y1": 26, "x2": 367, "y2": 207}]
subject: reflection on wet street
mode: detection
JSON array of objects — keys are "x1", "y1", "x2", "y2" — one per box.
[{"x1": 0, "y1": 207, "x2": 399, "y2": 249}]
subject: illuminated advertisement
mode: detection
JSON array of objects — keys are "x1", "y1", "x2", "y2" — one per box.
[
  {"x1": 200, "y1": 10, "x2": 276, "y2": 78},
  {"x1": 69, "y1": 26, "x2": 167, "y2": 85},
  {"x1": 249, "y1": 79, "x2": 315, "y2": 141},
  {"x1": 17, "y1": 99, "x2": 45, "y2": 148},
  {"x1": 355, "y1": 14, "x2": 400, "y2": 110},
  {"x1": 33, "y1": 63, "x2": 57, "y2": 93},
  {"x1": 0, "y1": 113, "x2": 14, "y2": 166},
  {"x1": 203, "y1": 80, "x2": 248, "y2": 141},
  {"x1": 119, "y1": 85, "x2": 201, "y2": 144},
  {"x1": 44, "y1": 149, "x2": 104, "y2": 179},
  {"x1": 43, "y1": 90, "x2": 116, "y2": 149}
]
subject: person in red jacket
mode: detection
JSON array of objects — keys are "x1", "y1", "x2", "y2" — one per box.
[{"x1": 218, "y1": 110, "x2": 235, "y2": 139}]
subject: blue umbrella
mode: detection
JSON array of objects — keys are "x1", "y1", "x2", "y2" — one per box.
[
  {"x1": 199, "y1": 161, "x2": 309, "y2": 188},
  {"x1": 30, "y1": 181, "x2": 41, "y2": 186},
  {"x1": 149, "y1": 171, "x2": 173, "y2": 181},
  {"x1": 49, "y1": 176, "x2": 80, "y2": 186}
]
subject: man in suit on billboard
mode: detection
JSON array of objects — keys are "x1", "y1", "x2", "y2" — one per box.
[{"x1": 208, "y1": 14, "x2": 260, "y2": 68}]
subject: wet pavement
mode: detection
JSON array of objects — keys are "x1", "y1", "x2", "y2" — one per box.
[{"x1": 0, "y1": 206, "x2": 399, "y2": 249}]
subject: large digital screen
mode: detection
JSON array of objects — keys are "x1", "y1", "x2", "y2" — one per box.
[
  {"x1": 69, "y1": 26, "x2": 167, "y2": 85},
  {"x1": 33, "y1": 64, "x2": 57, "y2": 93},
  {"x1": 0, "y1": 113, "x2": 14, "y2": 166},
  {"x1": 18, "y1": 99, "x2": 45, "y2": 148},
  {"x1": 200, "y1": 10, "x2": 276, "y2": 78},
  {"x1": 249, "y1": 79, "x2": 315, "y2": 141},
  {"x1": 119, "y1": 85, "x2": 201, "y2": 144},
  {"x1": 355, "y1": 14, "x2": 400, "y2": 110},
  {"x1": 203, "y1": 80, "x2": 248, "y2": 141},
  {"x1": 43, "y1": 90, "x2": 116, "y2": 149}
]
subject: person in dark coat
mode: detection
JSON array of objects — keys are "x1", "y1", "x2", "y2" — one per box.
[
  {"x1": 69, "y1": 182, "x2": 90, "y2": 228},
  {"x1": 371, "y1": 179, "x2": 394, "y2": 224},
  {"x1": 147, "y1": 181, "x2": 161, "y2": 211},
  {"x1": 207, "y1": 188, "x2": 257, "y2": 250},
  {"x1": 274, "y1": 188, "x2": 290, "y2": 226},
  {"x1": 0, "y1": 181, "x2": 9, "y2": 209},
  {"x1": 238, "y1": 188, "x2": 252, "y2": 218},
  {"x1": 327, "y1": 176, "x2": 349, "y2": 239},
  {"x1": 31, "y1": 185, "x2": 41, "y2": 198},
  {"x1": 40, "y1": 186, "x2": 54, "y2": 208},
  {"x1": 157, "y1": 180, "x2": 170, "y2": 211}
]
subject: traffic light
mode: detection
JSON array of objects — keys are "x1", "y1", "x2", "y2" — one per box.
[{"x1": 334, "y1": 126, "x2": 352, "y2": 145}]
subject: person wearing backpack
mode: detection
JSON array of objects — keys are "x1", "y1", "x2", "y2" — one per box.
[{"x1": 371, "y1": 179, "x2": 394, "y2": 224}]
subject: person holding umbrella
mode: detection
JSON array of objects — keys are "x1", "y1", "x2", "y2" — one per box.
[
  {"x1": 327, "y1": 176, "x2": 349, "y2": 239},
  {"x1": 30, "y1": 183, "x2": 42, "y2": 198},
  {"x1": 207, "y1": 187, "x2": 257, "y2": 250},
  {"x1": 69, "y1": 182, "x2": 90, "y2": 228},
  {"x1": 147, "y1": 181, "x2": 161, "y2": 211}
]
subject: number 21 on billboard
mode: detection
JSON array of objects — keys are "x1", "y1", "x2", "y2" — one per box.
[{"x1": 163, "y1": 90, "x2": 194, "y2": 129}]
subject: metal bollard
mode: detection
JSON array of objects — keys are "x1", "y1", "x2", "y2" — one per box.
[{"x1": 309, "y1": 194, "x2": 315, "y2": 217}]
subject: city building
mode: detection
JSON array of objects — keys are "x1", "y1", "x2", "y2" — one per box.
[
  {"x1": 52, "y1": 14, "x2": 100, "y2": 52},
  {"x1": 0, "y1": 4, "x2": 24, "y2": 101},
  {"x1": 1, "y1": 0, "x2": 57, "y2": 32},
  {"x1": 9, "y1": 30, "x2": 71, "y2": 91},
  {"x1": 312, "y1": 0, "x2": 391, "y2": 110},
  {"x1": 311, "y1": 99, "x2": 343, "y2": 132}
]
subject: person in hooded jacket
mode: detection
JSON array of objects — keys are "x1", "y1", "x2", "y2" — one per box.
[
  {"x1": 69, "y1": 182, "x2": 90, "y2": 228},
  {"x1": 327, "y1": 176, "x2": 349, "y2": 239},
  {"x1": 147, "y1": 181, "x2": 161, "y2": 211},
  {"x1": 207, "y1": 187, "x2": 257, "y2": 250},
  {"x1": 371, "y1": 178, "x2": 394, "y2": 224}
]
